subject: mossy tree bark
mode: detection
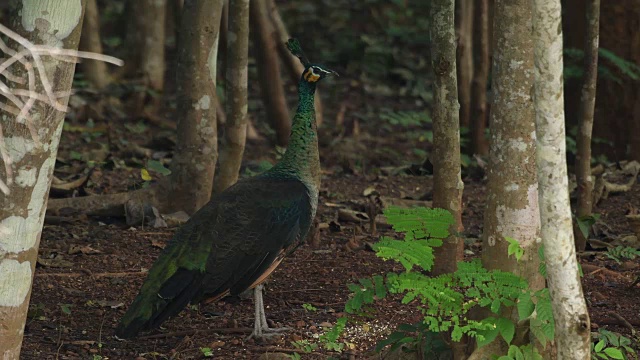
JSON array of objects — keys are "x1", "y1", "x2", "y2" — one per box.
[
  {"x1": 214, "y1": 0, "x2": 250, "y2": 194},
  {"x1": 574, "y1": 0, "x2": 600, "y2": 251},
  {"x1": 479, "y1": 0, "x2": 544, "y2": 355},
  {"x1": 169, "y1": 0, "x2": 223, "y2": 214},
  {"x1": 455, "y1": 0, "x2": 473, "y2": 129},
  {"x1": 250, "y1": 0, "x2": 291, "y2": 147},
  {"x1": 430, "y1": 0, "x2": 464, "y2": 278},
  {"x1": 533, "y1": 0, "x2": 591, "y2": 357},
  {"x1": 470, "y1": 0, "x2": 490, "y2": 156},
  {"x1": 79, "y1": 0, "x2": 110, "y2": 90},
  {"x1": 0, "y1": 1, "x2": 85, "y2": 358}
]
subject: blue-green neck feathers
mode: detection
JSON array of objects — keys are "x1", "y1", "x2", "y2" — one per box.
[{"x1": 269, "y1": 79, "x2": 320, "y2": 190}]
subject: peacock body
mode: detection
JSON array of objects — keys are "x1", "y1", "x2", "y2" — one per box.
[{"x1": 116, "y1": 39, "x2": 336, "y2": 339}]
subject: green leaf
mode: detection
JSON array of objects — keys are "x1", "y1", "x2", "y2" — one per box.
[
  {"x1": 517, "y1": 293, "x2": 535, "y2": 320},
  {"x1": 496, "y1": 317, "x2": 515, "y2": 345},
  {"x1": 506, "y1": 237, "x2": 524, "y2": 261},
  {"x1": 594, "y1": 339, "x2": 606, "y2": 353},
  {"x1": 59, "y1": 303, "x2": 72, "y2": 315},
  {"x1": 603, "y1": 348, "x2": 624, "y2": 359},
  {"x1": 576, "y1": 214, "x2": 598, "y2": 239},
  {"x1": 147, "y1": 159, "x2": 172, "y2": 176}
]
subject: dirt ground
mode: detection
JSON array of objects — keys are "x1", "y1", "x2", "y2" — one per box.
[{"x1": 17, "y1": 80, "x2": 640, "y2": 359}]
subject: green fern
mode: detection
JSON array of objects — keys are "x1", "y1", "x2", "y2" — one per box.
[
  {"x1": 606, "y1": 246, "x2": 640, "y2": 264},
  {"x1": 564, "y1": 47, "x2": 640, "y2": 84},
  {"x1": 379, "y1": 110, "x2": 431, "y2": 128},
  {"x1": 343, "y1": 207, "x2": 557, "y2": 356}
]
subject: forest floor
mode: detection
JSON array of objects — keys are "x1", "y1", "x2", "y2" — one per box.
[{"x1": 19, "y1": 83, "x2": 640, "y2": 360}]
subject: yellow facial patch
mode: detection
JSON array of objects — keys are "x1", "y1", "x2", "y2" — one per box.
[{"x1": 304, "y1": 68, "x2": 320, "y2": 82}]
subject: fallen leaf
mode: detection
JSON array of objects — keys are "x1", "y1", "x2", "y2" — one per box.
[
  {"x1": 68, "y1": 245, "x2": 102, "y2": 255},
  {"x1": 151, "y1": 239, "x2": 166, "y2": 249}
]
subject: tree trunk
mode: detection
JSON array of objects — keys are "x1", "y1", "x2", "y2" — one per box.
[
  {"x1": 266, "y1": 0, "x2": 324, "y2": 127},
  {"x1": 250, "y1": 0, "x2": 291, "y2": 147},
  {"x1": 470, "y1": 0, "x2": 490, "y2": 156},
  {"x1": 214, "y1": 0, "x2": 249, "y2": 194},
  {"x1": 79, "y1": 0, "x2": 110, "y2": 90},
  {"x1": 169, "y1": 0, "x2": 223, "y2": 214},
  {"x1": 124, "y1": 0, "x2": 167, "y2": 91},
  {"x1": 481, "y1": 0, "x2": 544, "y2": 352},
  {"x1": 574, "y1": 0, "x2": 600, "y2": 251},
  {"x1": 455, "y1": 0, "x2": 473, "y2": 129},
  {"x1": 0, "y1": 1, "x2": 85, "y2": 358},
  {"x1": 430, "y1": 0, "x2": 464, "y2": 276},
  {"x1": 533, "y1": 0, "x2": 592, "y2": 357}
]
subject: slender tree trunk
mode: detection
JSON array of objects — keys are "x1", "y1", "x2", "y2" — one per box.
[
  {"x1": 455, "y1": 0, "x2": 473, "y2": 129},
  {"x1": 574, "y1": 0, "x2": 600, "y2": 251},
  {"x1": 214, "y1": 0, "x2": 249, "y2": 194},
  {"x1": 533, "y1": 0, "x2": 592, "y2": 357},
  {"x1": 0, "y1": 2, "x2": 85, "y2": 358},
  {"x1": 470, "y1": 0, "x2": 490, "y2": 156},
  {"x1": 169, "y1": 0, "x2": 223, "y2": 214},
  {"x1": 430, "y1": 0, "x2": 464, "y2": 277},
  {"x1": 124, "y1": 0, "x2": 167, "y2": 91},
  {"x1": 480, "y1": 0, "x2": 544, "y2": 354},
  {"x1": 80, "y1": 0, "x2": 109, "y2": 90},
  {"x1": 266, "y1": 0, "x2": 324, "y2": 127},
  {"x1": 250, "y1": 0, "x2": 291, "y2": 146}
]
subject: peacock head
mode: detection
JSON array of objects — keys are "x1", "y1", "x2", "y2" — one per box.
[
  {"x1": 301, "y1": 65, "x2": 338, "y2": 83},
  {"x1": 286, "y1": 38, "x2": 338, "y2": 83}
]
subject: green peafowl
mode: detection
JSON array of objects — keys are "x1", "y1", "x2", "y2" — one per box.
[{"x1": 115, "y1": 39, "x2": 337, "y2": 340}]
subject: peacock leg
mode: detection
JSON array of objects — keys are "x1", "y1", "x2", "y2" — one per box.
[{"x1": 246, "y1": 284, "x2": 290, "y2": 340}]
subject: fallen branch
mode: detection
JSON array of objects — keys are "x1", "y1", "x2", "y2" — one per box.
[
  {"x1": 606, "y1": 311, "x2": 636, "y2": 335},
  {"x1": 46, "y1": 187, "x2": 157, "y2": 217},
  {"x1": 35, "y1": 271, "x2": 148, "y2": 278},
  {"x1": 136, "y1": 327, "x2": 253, "y2": 340}
]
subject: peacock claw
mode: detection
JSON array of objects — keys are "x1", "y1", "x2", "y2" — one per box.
[
  {"x1": 245, "y1": 285, "x2": 290, "y2": 341},
  {"x1": 245, "y1": 326, "x2": 291, "y2": 341}
]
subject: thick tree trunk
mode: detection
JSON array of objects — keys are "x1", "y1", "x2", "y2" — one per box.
[
  {"x1": 266, "y1": 0, "x2": 324, "y2": 127},
  {"x1": 214, "y1": 0, "x2": 250, "y2": 194},
  {"x1": 250, "y1": 0, "x2": 291, "y2": 146},
  {"x1": 480, "y1": 0, "x2": 544, "y2": 353},
  {"x1": 455, "y1": 0, "x2": 473, "y2": 129},
  {"x1": 430, "y1": 0, "x2": 464, "y2": 276},
  {"x1": 124, "y1": 0, "x2": 167, "y2": 91},
  {"x1": 470, "y1": 0, "x2": 490, "y2": 156},
  {"x1": 169, "y1": 0, "x2": 223, "y2": 214},
  {"x1": 79, "y1": 0, "x2": 110, "y2": 89},
  {"x1": 574, "y1": 0, "x2": 600, "y2": 251},
  {"x1": 533, "y1": 0, "x2": 592, "y2": 357},
  {"x1": 0, "y1": 1, "x2": 85, "y2": 358}
]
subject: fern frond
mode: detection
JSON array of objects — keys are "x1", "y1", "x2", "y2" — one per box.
[
  {"x1": 384, "y1": 206, "x2": 453, "y2": 240},
  {"x1": 373, "y1": 237, "x2": 437, "y2": 272}
]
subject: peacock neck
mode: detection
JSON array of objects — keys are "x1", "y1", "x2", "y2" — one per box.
[{"x1": 270, "y1": 80, "x2": 321, "y2": 192}]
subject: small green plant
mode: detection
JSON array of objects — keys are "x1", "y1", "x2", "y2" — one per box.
[
  {"x1": 496, "y1": 344, "x2": 543, "y2": 360},
  {"x1": 564, "y1": 47, "x2": 640, "y2": 84},
  {"x1": 291, "y1": 340, "x2": 318, "y2": 353},
  {"x1": 140, "y1": 159, "x2": 172, "y2": 187},
  {"x1": 200, "y1": 347, "x2": 214, "y2": 357},
  {"x1": 605, "y1": 246, "x2": 640, "y2": 264},
  {"x1": 379, "y1": 109, "x2": 431, "y2": 128},
  {"x1": 59, "y1": 303, "x2": 72, "y2": 315},
  {"x1": 576, "y1": 213, "x2": 601, "y2": 240},
  {"x1": 344, "y1": 207, "x2": 554, "y2": 357},
  {"x1": 302, "y1": 303, "x2": 317, "y2": 312},
  {"x1": 591, "y1": 329, "x2": 637, "y2": 360},
  {"x1": 318, "y1": 317, "x2": 349, "y2": 352}
]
